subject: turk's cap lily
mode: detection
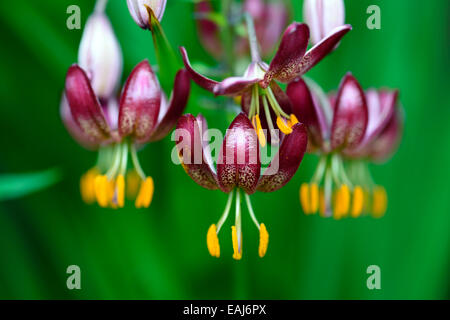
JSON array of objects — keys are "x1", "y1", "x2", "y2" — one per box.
[
  {"x1": 127, "y1": 0, "x2": 167, "y2": 28},
  {"x1": 303, "y1": 0, "x2": 345, "y2": 46},
  {"x1": 287, "y1": 73, "x2": 369, "y2": 153},
  {"x1": 78, "y1": 11, "x2": 123, "y2": 100},
  {"x1": 180, "y1": 22, "x2": 351, "y2": 96},
  {"x1": 63, "y1": 60, "x2": 190, "y2": 147},
  {"x1": 175, "y1": 112, "x2": 308, "y2": 194}
]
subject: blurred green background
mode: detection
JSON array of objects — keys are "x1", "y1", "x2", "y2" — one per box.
[{"x1": 0, "y1": 0, "x2": 448, "y2": 299}]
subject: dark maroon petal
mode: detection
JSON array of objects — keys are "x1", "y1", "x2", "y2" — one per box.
[
  {"x1": 213, "y1": 62, "x2": 264, "y2": 96},
  {"x1": 262, "y1": 22, "x2": 310, "y2": 87},
  {"x1": 64, "y1": 65, "x2": 110, "y2": 142},
  {"x1": 217, "y1": 113, "x2": 261, "y2": 194},
  {"x1": 257, "y1": 123, "x2": 308, "y2": 192},
  {"x1": 149, "y1": 69, "x2": 191, "y2": 141},
  {"x1": 60, "y1": 94, "x2": 99, "y2": 149},
  {"x1": 287, "y1": 78, "x2": 328, "y2": 148},
  {"x1": 180, "y1": 46, "x2": 218, "y2": 93},
  {"x1": 330, "y1": 73, "x2": 368, "y2": 150},
  {"x1": 175, "y1": 114, "x2": 218, "y2": 190},
  {"x1": 297, "y1": 24, "x2": 352, "y2": 75},
  {"x1": 370, "y1": 106, "x2": 403, "y2": 162},
  {"x1": 195, "y1": 1, "x2": 222, "y2": 59},
  {"x1": 118, "y1": 60, "x2": 161, "y2": 142}
]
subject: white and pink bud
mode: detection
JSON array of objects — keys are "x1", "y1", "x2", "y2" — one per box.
[
  {"x1": 303, "y1": 0, "x2": 345, "y2": 46},
  {"x1": 78, "y1": 12, "x2": 122, "y2": 99},
  {"x1": 126, "y1": 0, "x2": 167, "y2": 29}
]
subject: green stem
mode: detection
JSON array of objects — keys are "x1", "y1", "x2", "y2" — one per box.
[
  {"x1": 217, "y1": 190, "x2": 234, "y2": 233},
  {"x1": 244, "y1": 13, "x2": 261, "y2": 62}
]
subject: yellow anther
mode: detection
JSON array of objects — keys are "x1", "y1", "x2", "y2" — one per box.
[
  {"x1": 372, "y1": 186, "x2": 387, "y2": 218},
  {"x1": 300, "y1": 183, "x2": 310, "y2": 214},
  {"x1": 94, "y1": 175, "x2": 112, "y2": 208},
  {"x1": 351, "y1": 186, "x2": 364, "y2": 218},
  {"x1": 258, "y1": 223, "x2": 269, "y2": 258},
  {"x1": 231, "y1": 226, "x2": 242, "y2": 260},
  {"x1": 319, "y1": 188, "x2": 326, "y2": 217},
  {"x1": 234, "y1": 96, "x2": 242, "y2": 105},
  {"x1": 126, "y1": 170, "x2": 140, "y2": 199},
  {"x1": 276, "y1": 116, "x2": 293, "y2": 134},
  {"x1": 333, "y1": 189, "x2": 341, "y2": 219},
  {"x1": 80, "y1": 168, "x2": 98, "y2": 204},
  {"x1": 135, "y1": 177, "x2": 154, "y2": 208},
  {"x1": 339, "y1": 184, "x2": 350, "y2": 216},
  {"x1": 289, "y1": 114, "x2": 299, "y2": 126},
  {"x1": 116, "y1": 174, "x2": 125, "y2": 208},
  {"x1": 207, "y1": 224, "x2": 220, "y2": 258},
  {"x1": 310, "y1": 183, "x2": 319, "y2": 214},
  {"x1": 252, "y1": 115, "x2": 266, "y2": 147}
]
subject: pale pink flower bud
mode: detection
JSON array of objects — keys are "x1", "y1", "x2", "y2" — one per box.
[{"x1": 126, "y1": 0, "x2": 167, "y2": 28}]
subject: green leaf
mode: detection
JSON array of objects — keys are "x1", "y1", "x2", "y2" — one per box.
[
  {"x1": 0, "y1": 168, "x2": 62, "y2": 201},
  {"x1": 146, "y1": 6, "x2": 182, "y2": 94}
]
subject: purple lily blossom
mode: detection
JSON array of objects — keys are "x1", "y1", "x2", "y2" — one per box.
[{"x1": 175, "y1": 112, "x2": 307, "y2": 259}]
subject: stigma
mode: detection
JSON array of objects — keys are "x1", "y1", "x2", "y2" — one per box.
[
  {"x1": 206, "y1": 189, "x2": 269, "y2": 259},
  {"x1": 79, "y1": 141, "x2": 155, "y2": 209}
]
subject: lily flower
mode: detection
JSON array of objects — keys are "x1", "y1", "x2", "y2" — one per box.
[
  {"x1": 181, "y1": 21, "x2": 351, "y2": 147},
  {"x1": 64, "y1": 61, "x2": 190, "y2": 208},
  {"x1": 286, "y1": 74, "x2": 369, "y2": 219},
  {"x1": 175, "y1": 113, "x2": 307, "y2": 259},
  {"x1": 343, "y1": 89, "x2": 404, "y2": 217}
]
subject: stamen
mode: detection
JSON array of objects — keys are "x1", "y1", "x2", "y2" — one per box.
[
  {"x1": 300, "y1": 183, "x2": 310, "y2": 214},
  {"x1": 252, "y1": 115, "x2": 266, "y2": 147},
  {"x1": 207, "y1": 224, "x2": 220, "y2": 258},
  {"x1": 319, "y1": 188, "x2": 326, "y2": 217},
  {"x1": 80, "y1": 168, "x2": 98, "y2": 204},
  {"x1": 258, "y1": 223, "x2": 269, "y2": 258},
  {"x1": 126, "y1": 170, "x2": 141, "y2": 199},
  {"x1": 351, "y1": 186, "x2": 364, "y2": 218},
  {"x1": 135, "y1": 177, "x2": 154, "y2": 208},
  {"x1": 94, "y1": 175, "x2": 113, "y2": 207},
  {"x1": 116, "y1": 174, "x2": 125, "y2": 208},
  {"x1": 333, "y1": 189, "x2": 341, "y2": 219},
  {"x1": 289, "y1": 114, "x2": 299, "y2": 126},
  {"x1": 310, "y1": 183, "x2": 319, "y2": 214},
  {"x1": 372, "y1": 186, "x2": 387, "y2": 218},
  {"x1": 276, "y1": 116, "x2": 293, "y2": 134},
  {"x1": 339, "y1": 184, "x2": 350, "y2": 216},
  {"x1": 231, "y1": 226, "x2": 242, "y2": 260}
]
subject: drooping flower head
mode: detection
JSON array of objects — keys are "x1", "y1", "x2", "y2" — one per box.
[
  {"x1": 64, "y1": 61, "x2": 190, "y2": 208},
  {"x1": 175, "y1": 113, "x2": 307, "y2": 259},
  {"x1": 287, "y1": 74, "x2": 403, "y2": 218},
  {"x1": 181, "y1": 21, "x2": 351, "y2": 147}
]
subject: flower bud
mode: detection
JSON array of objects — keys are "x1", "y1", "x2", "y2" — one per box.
[
  {"x1": 78, "y1": 12, "x2": 122, "y2": 99},
  {"x1": 127, "y1": 0, "x2": 167, "y2": 29},
  {"x1": 303, "y1": 0, "x2": 345, "y2": 46}
]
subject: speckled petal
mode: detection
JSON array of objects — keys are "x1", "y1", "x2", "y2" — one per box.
[
  {"x1": 176, "y1": 114, "x2": 218, "y2": 190},
  {"x1": 64, "y1": 65, "x2": 110, "y2": 143},
  {"x1": 118, "y1": 60, "x2": 161, "y2": 142},
  {"x1": 149, "y1": 69, "x2": 191, "y2": 142},
  {"x1": 330, "y1": 73, "x2": 368, "y2": 150},
  {"x1": 257, "y1": 123, "x2": 308, "y2": 192},
  {"x1": 217, "y1": 113, "x2": 261, "y2": 194}
]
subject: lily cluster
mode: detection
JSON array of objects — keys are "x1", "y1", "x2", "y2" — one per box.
[
  {"x1": 62, "y1": 1, "x2": 190, "y2": 208},
  {"x1": 286, "y1": 75, "x2": 403, "y2": 218},
  {"x1": 176, "y1": 113, "x2": 307, "y2": 259}
]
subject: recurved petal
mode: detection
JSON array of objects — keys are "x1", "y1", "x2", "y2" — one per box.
[
  {"x1": 370, "y1": 106, "x2": 404, "y2": 162},
  {"x1": 118, "y1": 60, "x2": 161, "y2": 142},
  {"x1": 291, "y1": 24, "x2": 352, "y2": 78},
  {"x1": 330, "y1": 73, "x2": 368, "y2": 150},
  {"x1": 176, "y1": 114, "x2": 218, "y2": 190},
  {"x1": 180, "y1": 46, "x2": 219, "y2": 93},
  {"x1": 149, "y1": 69, "x2": 191, "y2": 141},
  {"x1": 64, "y1": 65, "x2": 110, "y2": 142},
  {"x1": 262, "y1": 22, "x2": 310, "y2": 87},
  {"x1": 257, "y1": 123, "x2": 308, "y2": 192},
  {"x1": 217, "y1": 113, "x2": 261, "y2": 194},
  {"x1": 287, "y1": 78, "x2": 327, "y2": 148}
]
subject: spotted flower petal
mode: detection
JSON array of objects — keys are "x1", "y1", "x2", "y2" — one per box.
[
  {"x1": 149, "y1": 69, "x2": 191, "y2": 141},
  {"x1": 118, "y1": 60, "x2": 161, "y2": 143},
  {"x1": 176, "y1": 114, "x2": 218, "y2": 190},
  {"x1": 217, "y1": 113, "x2": 261, "y2": 194},
  {"x1": 257, "y1": 123, "x2": 308, "y2": 192},
  {"x1": 330, "y1": 73, "x2": 368, "y2": 150},
  {"x1": 287, "y1": 78, "x2": 328, "y2": 148},
  {"x1": 64, "y1": 65, "x2": 111, "y2": 143}
]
